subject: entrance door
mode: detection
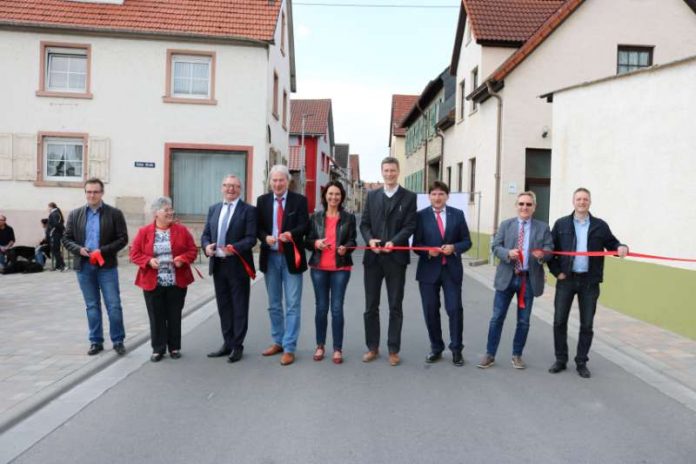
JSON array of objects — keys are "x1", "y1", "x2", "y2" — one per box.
[
  {"x1": 170, "y1": 149, "x2": 247, "y2": 219},
  {"x1": 525, "y1": 148, "x2": 551, "y2": 224}
]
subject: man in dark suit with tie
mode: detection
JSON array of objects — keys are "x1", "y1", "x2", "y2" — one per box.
[
  {"x1": 201, "y1": 174, "x2": 257, "y2": 363},
  {"x1": 256, "y1": 165, "x2": 309, "y2": 366},
  {"x1": 477, "y1": 191, "x2": 553, "y2": 370},
  {"x1": 360, "y1": 156, "x2": 417, "y2": 366},
  {"x1": 413, "y1": 181, "x2": 472, "y2": 366}
]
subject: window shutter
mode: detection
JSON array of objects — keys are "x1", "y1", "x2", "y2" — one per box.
[
  {"x1": 88, "y1": 137, "x2": 110, "y2": 182},
  {"x1": 13, "y1": 134, "x2": 37, "y2": 181},
  {"x1": 0, "y1": 134, "x2": 12, "y2": 180}
]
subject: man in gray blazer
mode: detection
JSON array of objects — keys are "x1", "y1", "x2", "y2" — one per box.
[{"x1": 478, "y1": 191, "x2": 553, "y2": 370}]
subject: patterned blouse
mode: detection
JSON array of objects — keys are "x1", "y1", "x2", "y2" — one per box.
[{"x1": 154, "y1": 229, "x2": 175, "y2": 287}]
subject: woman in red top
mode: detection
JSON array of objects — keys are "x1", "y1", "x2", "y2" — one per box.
[
  {"x1": 305, "y1": 181, "x2": 357, "y2": 364},
  {"x1": 130, "y1": 197, "x2": 198, "y2": 362}
]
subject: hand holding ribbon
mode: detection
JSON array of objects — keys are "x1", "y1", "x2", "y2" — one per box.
[
  {"x1": 89, "y1": 250, "x2": 105, "y2": 267},
  {"x1": 225, "y1": 245, "x2": 256, "y2": 279}
]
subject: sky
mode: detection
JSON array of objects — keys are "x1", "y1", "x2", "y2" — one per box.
[{"x1": 292, "y1": 0, "x2": 461, "y2": 182}]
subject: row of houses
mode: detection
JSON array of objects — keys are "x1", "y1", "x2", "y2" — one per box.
[
  {"x1": 389, "y1": 0, "x2": 696, "y2": 339},
  {"x1": 0, "y1": 0, "x2": 362, "y2": 244}
]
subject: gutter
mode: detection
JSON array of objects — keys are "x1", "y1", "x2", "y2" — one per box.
[
  {"x1": 415, "y1": 101, "x2": 429, "y2": 191},
  {"x1": 486, "y1": 80, "x2": 503, "y2": 236}
]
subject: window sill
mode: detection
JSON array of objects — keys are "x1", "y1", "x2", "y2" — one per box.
[
  {"x1": 468, "y1": 108, "x2": 478, "y2": 116},
  {"x1": 272, "y1": 112, "x2": 279, "y2": 121},
  {"x1": 34, "y1": 180, "x2": 85, "y2": 188},
  {"x1": 163, "y1": 96, "x2": 217, "y2": 105},
  {"x1": 36, "y1": 90, "x2": 93, "y2": 99}
]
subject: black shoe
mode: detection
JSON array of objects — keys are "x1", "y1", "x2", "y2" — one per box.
[
  {"x1": 113, "y1": 343, "x2": 126, "y2": 355},
  {"x1": 150, "y1": 353, "x2": 164, "y2": 362},
  {"x1": 169, "y1": 350, "x2": 182, "y2": 359},
  {"x1": 577, "y1": 364, "x2": 591, "y2": 378},
  {"x1": 548, "y1": 361, "x2": 567, "y2": 374},
  {"x1": 87, "y1": 343, "x2": 104, "y2": 356},
  {"x1": 207, "y1": 346, "x2": 231, "y2": 358},
  {"x1": 452, "y1": 351, "x2": 464, "y2": 367},
  {"x1": 227, "y1": 349, "x2": 244, "y2": 363},
  {"x1": 425, "y1": 351, "x2": 443, "y2": 363}
]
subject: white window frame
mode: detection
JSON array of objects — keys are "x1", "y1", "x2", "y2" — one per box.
[
  {"x1": 43, "y1": 137, "x2": 85, "y2": 182},
  {"x1": 171, "y1": 54, "x2": 212, "y2": 99},
  {"x1": 46, "y1": 47, "x2": 88, "y2": 93}
]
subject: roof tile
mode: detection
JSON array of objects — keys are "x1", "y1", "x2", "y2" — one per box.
[
  {"x1": 390, "y1": 94, "x2": 418, "y2": 137},
  {"x1": 289, "y1": 99, "x2": 332, "y2": 135},
  {"x1": 464, "y1": 0, "x2": 565, "y2": 43}
]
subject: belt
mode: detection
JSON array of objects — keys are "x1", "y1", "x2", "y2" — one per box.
[
  {"x1": 571, "y1": 272, "x2": 588, "y2": 278},
  {"x1": 515, "y1": 270, "x2": 529, "y2": 276}
]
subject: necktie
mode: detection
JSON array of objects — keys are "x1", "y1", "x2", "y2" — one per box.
[
  {"x1": 516, "y1": 220, "x2": 525, "y2": 273},
  {"x1": 276, "y1": 197, "x2": 284, "y2": 252},
  {"x1": 435, "y1": 209, "x2": 446, "y2": 264},
  {"x1": 218, "y1": 203, "x2": 232, "y2": 250}
]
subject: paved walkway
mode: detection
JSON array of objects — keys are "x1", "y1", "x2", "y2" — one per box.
[
  {"x1": 1, "y1": 256, "x2": 695, "y2": 433},
  {"x1": 0, "y1": 260, "x2": 219, "y2": 432}
]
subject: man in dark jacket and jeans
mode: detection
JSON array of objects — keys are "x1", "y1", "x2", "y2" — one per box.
[
  {"x1": 63, "y1": 178, "x2": 129, "y2": 356},
  {"x1": 548, "y1": 187, "x2": 628, "y2": 378}
]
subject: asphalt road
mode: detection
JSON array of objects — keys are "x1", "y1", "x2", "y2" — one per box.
[{"x1": 11, "y1": 253, "x2": 696, "y2": 463}]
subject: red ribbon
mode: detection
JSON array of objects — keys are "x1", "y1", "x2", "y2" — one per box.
[
  {"x1": 89, "y1": 250, "x2": 105, "y2": 266},
  {"x1": 516, "y1": 251, "x2": 526, "y2": 310},
  {"x1": 285, "y1": 236, "x2": 303, "y2": 269},
  {"x1": 536, "y1": 249, "x2": 696, "y2": 263},
  {"x1": 225, "y1": 245, "x2": 256, "y2": 279},
  {"x1": 174, "y1": 255, "x2": 204, "y2": 279}
]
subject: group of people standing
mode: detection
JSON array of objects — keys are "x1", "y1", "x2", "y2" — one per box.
[{"x1": 60, "y1": 155, "x2": 627, "y2": 379}]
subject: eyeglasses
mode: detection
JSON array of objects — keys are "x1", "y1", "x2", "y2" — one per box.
[
  {"x1": 85, "y1": 190, "x2": 103, "y2": 195},
  {"x1": 223, "y1": 184, "x2": 241, "y2": 189},
  {"x1": 517, "y1": 202, "x2": 533, "y2": 207}
]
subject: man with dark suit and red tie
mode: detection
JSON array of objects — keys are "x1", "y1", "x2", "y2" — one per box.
[
  {"x1": 202, "y1": 174, "x2": 257, "y2": 363},
  {"x1": 256, "y1": 165, "x2": 309, "y2": 366},
  {"x1": 413, "y1": 181, "x2": 472, "y2": 366}
]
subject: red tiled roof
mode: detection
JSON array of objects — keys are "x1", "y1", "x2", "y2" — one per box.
[
  {"x1": 0, "y1": 0, "x2": 282, "y2": 42},
  {"x1": 464, "y1": 0, "x2": 565, "y2": 44},
  {"x1": 290, "y1": 99, "x2": 332, "y2": 135},
  {"x1": 349, "y1": 154, "x2": 360, "y2": 182},
  {"x1": 390, "y1": 94, "x2": 418, "y2": 138}
]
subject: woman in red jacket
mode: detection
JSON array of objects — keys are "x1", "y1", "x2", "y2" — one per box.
[{"x1": 130, "y1": 197, "x2": 198, "y2": 362}]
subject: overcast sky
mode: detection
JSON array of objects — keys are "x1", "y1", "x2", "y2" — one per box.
[{"x1": 292, "y1": 0, "x2": 460, "y2": 182}]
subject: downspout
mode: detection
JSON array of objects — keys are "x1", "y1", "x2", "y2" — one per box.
[
  {"x1": 487, "y1": 81, "x2": 503, "y2": 235},
  {"x1": 436, "y1": 128, "x2": 445, "y2": 182},
  {"x1": 416, "y1": 102, "x2": 428, "y2": 191}
]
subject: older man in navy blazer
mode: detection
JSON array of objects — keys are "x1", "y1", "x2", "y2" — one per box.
[
  {"x1": 413, "y1": 181, "x2": 472, "y2": 366},
  {"x1": 478, "y1": 191, "x2": 553, "y2": 370},
  {"x1": 202, "y1": 174, "x2": 257, "y2": 363}
]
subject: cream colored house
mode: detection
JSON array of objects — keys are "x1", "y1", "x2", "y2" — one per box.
[
  {"x1": 388, "y1": 94, "x2": 418, "y2": 174},
  {"x1": 0, "y1": 0, "x2": 296, "y2": 243},
  {"x1": 446, "y1": 0, "x2": 696, "y2": 254},
  {"x1": 544, "y1": 54, "x2": 696, "y2": 339}
]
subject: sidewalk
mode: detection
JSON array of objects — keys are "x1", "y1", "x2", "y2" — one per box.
[
  {"x1": 0, "y1": 261, "x2": 218, "y2": 432},
  {"x1": 464, "y1": 261, "x2": 696, "y2": 409}
]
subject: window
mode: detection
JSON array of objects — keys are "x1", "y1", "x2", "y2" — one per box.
[
  {"x1": 42, "y1": 136, "x2": 86, "y2": 182},
  {"x1": 273, "y1": 71, "x2": 279, "y2": 119},
  {"x1": 457, "y1": 162, "x2": 463, "y2": 192},
  {"x1": 38, "y1": 42, "x2": 92, "y2": 98},
  {"x1": 282, "y1": 90, "x2": 288, "y2": 130},
  {"x1": 471, "y1": 67, "x2": 479, "y2": 112},
  {"x1": 281, "y1": 12, "x2": 287, "y2": 55},
  {"x1": 617, "y1": 46, "x2": 653, "y2": 74},
  {"x1": 164, "y1": 50, "x2": 216, "y2": 104},
  {"x1": 468, "y1": 157, "x2": 476, "y2": 203},
  {"x1": 459, "y1": 79, "x2": 466, "y2": 120}
]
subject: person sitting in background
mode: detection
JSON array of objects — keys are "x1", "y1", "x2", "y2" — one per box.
[
  {"x1": 35, "y1": 218, "x2": 51, "y2": 267},
  {"x1": 0, "y1": 214, "x2": 15, "y2": 269}
]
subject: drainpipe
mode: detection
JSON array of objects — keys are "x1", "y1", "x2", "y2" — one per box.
[
  {"x1": 487, "y1": 81, "x2": 503, "y2": 236},
  {"x1": 436, "y1": 128, "x2": 445, "y2": 182},
  {"x1": 416, "y1": 102, "x2": 428, "y2": 191}
]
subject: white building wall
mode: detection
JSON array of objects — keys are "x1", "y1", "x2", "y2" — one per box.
[
  {"x1": 0, "y1": 19, "x2": 288, "y2": 241},
  {"x1": 549, "y1": 57, "x2": 696, "y2": 270}
]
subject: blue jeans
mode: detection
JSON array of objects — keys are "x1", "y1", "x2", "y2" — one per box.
[
  {"x1": 310, "y1": 269, "x2": 351, "y2": 350},
  {"x1": 76, "y1": 263, "x2": 125, "y2": 344},
  {"x1": 486, "y1": 274, "x2": 534, "y2": 357},
  {"x1": 264, "y1": 252, "x2": 303, "y2": 353}
]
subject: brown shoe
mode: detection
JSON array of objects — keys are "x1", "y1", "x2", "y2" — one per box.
[
  {"x1": 313, "y1": 345, "x2": 325, "y2": 361},
  {"x1": 362, "y1": 350, "x2": 379, "y2": 363},
  {"x1": 262, "y1": 344, "x2": 283, "y2": 356},
  {"x1": 388, "y1": 352, "x2": 400, "y2": 366},
  {"x1": 280, "y1": 352, "x2": 295, "y2": 366},
  {"x1": 477, "y1": 354, "x2": 495, "y2": 369},
  {"x1": 511, "y1": 355, "x2": 526, "y2": 370}
]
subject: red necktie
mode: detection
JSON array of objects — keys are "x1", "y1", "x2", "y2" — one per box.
[
  {"x1": 515, "y1": 221, "x2": 525, "y2": 273},
  {"x1": 435, "y1": 210, "x2": 446, "y2": 264},
  {"x1": 276, "y1": 197, "x2": 284, "y2": 252}
]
